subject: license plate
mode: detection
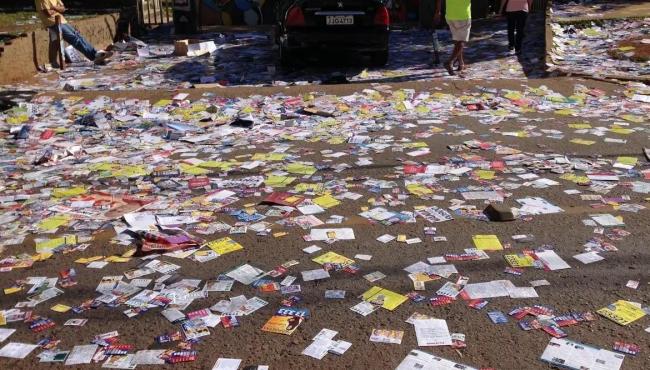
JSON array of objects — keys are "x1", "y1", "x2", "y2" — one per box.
[{"x1": 326, "y1": 15, "x2": 354, "y2": 25}]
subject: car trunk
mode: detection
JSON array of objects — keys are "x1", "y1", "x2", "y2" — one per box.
[{"x1": 295, "y1": 0, "x2": 387, "y2": 28}]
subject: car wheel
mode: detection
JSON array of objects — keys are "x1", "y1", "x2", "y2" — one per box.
[{"x1": 370, "y1": 50, "x2": 389, "y2": 67}]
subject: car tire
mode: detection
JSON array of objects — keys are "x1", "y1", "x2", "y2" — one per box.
[{"x1": 370, "y1": 50, "x2": 389, "y2": 67}]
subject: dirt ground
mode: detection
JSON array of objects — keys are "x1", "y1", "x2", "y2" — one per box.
[
  {"x1": 0, "y1": 74, "x2": 649, "y2": 370},
  {"x1": 612, "y1": 38, "x2": 650, "y2": 63},
  {"x1": 36, "y1": 76, "x2": 616, "y2": 103}
]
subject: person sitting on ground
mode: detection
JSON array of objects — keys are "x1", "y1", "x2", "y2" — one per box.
[
  {"x1": 35, "y1": 0, "x2": 112, "y2": 65},
  {"x1": 434, "y1": 0, "x2": 472, "y2": 76}
]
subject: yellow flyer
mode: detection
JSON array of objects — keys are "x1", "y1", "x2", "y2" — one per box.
[
  {"x1": 252, "y1": 153, "x2": 288, "y2": 161},
  {"x1": 74, "y1": 256, "x2": 104, "y2": 264},
  {"x1": 51, "y1": 304, "x2": 71, "y2": 313},
  {"x1": 206, "y1": 237, "x2": 243, "y2": 255},
  {"x1": 265, "y1": 175, "x2": 296, "y2": 187},
  {"x1": 313, "y1": 194, "x2": 340, "y2": 208},
  {"x1": 615, "y1": 156, "x2": 637, "y2": 167},
  {"x1": 35, "y1": 237, "x2": 66, "y2": 253},
  {"x1": 475, "y1": 170, "x2": 495, "y2": 180},
  {"x1": 570, "y1": 138, "x2": 596, "y2": 146},
  {"x1": 37, "y1": 214, "x2": 72, "y2": 231},
  {"x1": 104, "y1": 256, "x2": 131, "y2": 263},
  {"x1": 52, "y1": 186, "x2": 87, "y2": 198},
  {"x1": 472, "y1": 235, "x2": 503, "y2": 251},
  {"x1": 406, "y1": 184, "x2": 433, "y2": 196},
  {"x1": 3, "y1": 287, "x2": 22, "y2": 295},
  {"x1": 504, "y1": 254, "x2": 535, "y2": 268},
  {"x1": 285, "y1": 163, "x2": 317, "y2": 176},
  {"x1": 597, "y1": 300, "x2": 646, "y2": 326},
  {"x1": 312, "y1": 251, "x2": 354, "y2": 267},
  {"x1": 362, "y1": 286, "x2": 408, "y2": 311},
  {"x1": 179, "y1": 163, "x2": 211, "y2": 175}
]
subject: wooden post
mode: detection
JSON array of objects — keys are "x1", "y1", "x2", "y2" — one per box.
[
  {"x1": 136, "y1": 0, "x2": 143, "y2": 27},
  {"x1": 55, "y1": 15, "x2": 65, "y2": 70},
  {"x1": 158, "y1": 0, "x2": 164, "y2": 25},
  {"x1": 147, "y1": 0, "x2": 153, "y2": 25}
]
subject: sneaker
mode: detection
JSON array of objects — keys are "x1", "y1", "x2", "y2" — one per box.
[{"x1": 94, "y1": 50, "x2": 113, "y2": 65}]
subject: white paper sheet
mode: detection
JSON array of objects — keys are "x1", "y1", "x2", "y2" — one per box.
[
  {"x1": 0, "y1": 329, "x2": 16, "y2": 342},
  {"x1": 536, "y1": 250, "x2": 571, "y2": 270},
  {"x1": 462, "y1": 280, "x2": 513, "y2": 299},
  {"x1": 211, "y1": 358, "x2": 242, "y2": 370},
  {"x1": 0, "y1": 342, "x2": 38, "y2": 359},
  {"x1": 65, "y1": 344, "x2": 99, "y2": 365},
  {"x1": 302, "y1": 338, "x2": 335, "y2": 359},
  {"x1": 395, "y1": 349, "x2": 479, "y2": 370},
  {"x1": 309, "y1": 228, "x2": 355, "y2": 240},
  {"x1": 540, "y1": 338, "x2": 624, "y2": 370},
  {"x1": 413, "y1": 319, "x2": 453, "y2": 347}
]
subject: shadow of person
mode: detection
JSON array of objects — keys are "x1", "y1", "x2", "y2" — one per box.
[{"x1": 0, "y1": 90, "x2": 37, "y2": 112}]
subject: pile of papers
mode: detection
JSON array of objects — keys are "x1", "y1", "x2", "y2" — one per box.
[
  {"x1": 0, "y1": 66, "x2": 648, "y2": 368},
  {"x1": 548, "y1": 18, "x2": 650, "y2": 79}
]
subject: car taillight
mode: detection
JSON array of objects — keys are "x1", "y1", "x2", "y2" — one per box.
[
  {"x1": 374, "y1": 6, "x2": 389, "y2": 26},
  {"x1": 286, "y1": 6, "x2": 305, "y2": 27}
]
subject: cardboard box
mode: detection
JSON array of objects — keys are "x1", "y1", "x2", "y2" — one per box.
[{"x1": 173, "y1": 39, "x2": 217, "y2": 57}]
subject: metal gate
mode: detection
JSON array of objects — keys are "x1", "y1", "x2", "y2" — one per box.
[{"x1": 137, "y1": 0, "x2": 173, "y2": 27}]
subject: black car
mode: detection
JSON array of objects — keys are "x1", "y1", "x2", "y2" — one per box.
[{"x1": 275, "y1": 0, "x2": 390, "y2": 66}]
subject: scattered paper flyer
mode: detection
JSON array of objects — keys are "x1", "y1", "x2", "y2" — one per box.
[
  {"x1": 369, "y1": 329, "x2": 404, "y2": 344},
  {"x1": 309, "y1": 228, "x2": 355, "y2": 241},
  {"x1": 361, "y1": 286, "x2": 408, "y2": 311},
  {"x1": 301, "y1": 268, "x2": 331, "y2": 282},
  {"x1": 0, "y1": 329, "x2": 16, "y2": 342},
  {"x1": 226, "y1": 264, "x2": 266, "y2": 285},
  {"x1": 212, "y1": 358, "x2": 242, "y2": 370},
  {"x1": 0, "y1": 342, "x2": 38, "y2": 359},
  {"x1": 133, "y1": 350, "x2": 166, "y2": 365},
  {"x1": 590, "y1": 214, "x2": 625, "y2": 227},
  {"x1": 302, "y1": 338, "x2": 335, "y2": 359},
  {"x1": 413, "y1": 319, "x2": 453, "y2": 346},
  {"x1": 597, "y1": 300, "x2": 646, "y2": 325},
  {"x1": 65, "y1": 344, "x2": 99, "y2": 365},
  {"x1": 540, "y1": 338, "x2": 624, "y2": 370},
  {"x1": 573, "y1": 251, "x2": 604, "y2": 264},
  {"x1": 535, "y1": 250, "x2": 571, "y2": 270},
  {"x1": 395, "y1": 349, "x2": 478, "y2": 370},
  {"x1": 261, "y1": 315, "x2": 304, "y2": 335}
]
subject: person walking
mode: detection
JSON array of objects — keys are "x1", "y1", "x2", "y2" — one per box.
[
  {"x1": 35, "y1": 0, "x2": 112, "y2": 65},
  {"x1": 501, "y1": 0, "x2": 533, "y2": 54},
  {"x1": 434, "y1": 0, "x2": 472, "y2": 76}
]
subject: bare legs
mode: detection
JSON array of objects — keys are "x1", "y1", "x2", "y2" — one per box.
[
  {"x1": 444, "y1": 41, "x2": 465, "y2": 76},
  {"x1": 457, "y1": 42, "x2": 465, "y2": 72}
]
